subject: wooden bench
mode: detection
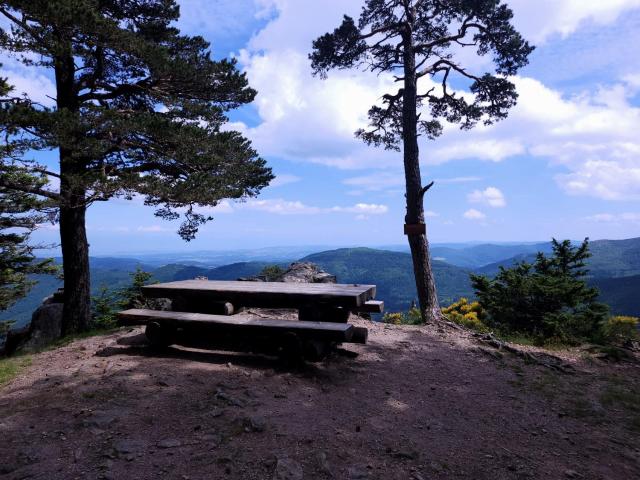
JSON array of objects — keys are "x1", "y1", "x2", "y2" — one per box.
[{"x1": 118, "y1": 309, "x2": 368, "y2": 362}]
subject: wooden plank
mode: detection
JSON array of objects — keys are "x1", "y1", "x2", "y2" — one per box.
[
  {"x1": 118, "y1": 309, "x2": 354, "y2": 342},
  {"x1": 355, "y1": 300, "x2": 384, "y2": 313},
  {"x1": 143, "y1": 280, "x2": 376, "y2": 309}
]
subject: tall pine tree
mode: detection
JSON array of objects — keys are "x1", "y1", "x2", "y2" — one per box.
[
  {"x1": 311, "y1": 0, "x2": 533, "y2": 322},
  {"x1": 0, "y1": 77, "x2": 55, "y2": 328},
  {"x1": 0, "y1": 1, "x2": 273, "y2": 333}
]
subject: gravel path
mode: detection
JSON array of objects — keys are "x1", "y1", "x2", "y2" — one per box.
[{"x1": 1, "y1": 317, "x2": 639, "y2": 479}]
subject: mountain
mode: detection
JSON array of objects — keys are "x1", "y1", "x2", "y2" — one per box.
[
  {"x1": 475, "y1": 238, "x2": 640, "y2": 278},
  {"x1": 153, "y1": 262, "x2": 283, "y2": 282},
  {"x1": 590, "y1": 275, "x2": 640, "y2": 317},
  {"x1": 430, "y1": 242, "x2": 552, "y2": 268},
  {"x1": 588, "y1": 238, "x2": 640, "y2": 278},
  {"x1": 474, "y1": 238, "x2": 640, "y2": 317},
  {"x1": 301, "y1": 248, "x2": 474, "y2": 311}
]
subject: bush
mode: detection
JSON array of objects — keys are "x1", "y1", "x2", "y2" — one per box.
[
  {"x1": 442, "y1": 298, "x2": 489, "y2": 332},
  {"x1": 90, "y1": 269, "x2": 156, "y2": 329},
  {"x1": 470, "y1": 238, "x2": 609, "y2": 345},
  {"x1": 601, "y1": 316, "x2": 640, "y2": 346},
  {"x1": 382, "y1": 307, "x2": 423, "y2": 325},
  {"x1": 91, "y1": 287, "x2": 120, "y2": 330},
  {"x1": 259, "y1": 265, "x2": 285, "y2": 281}
]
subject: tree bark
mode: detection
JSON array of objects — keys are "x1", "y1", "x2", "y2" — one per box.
[
  {"x1": 55, "y1": 43, "x2": 92, "y2": 334},
  {"x1": 401, "y1": 27, "x2": 441, "y2": 323},
  {"x1": 59, "y1": 201, "x2": 91, "y2": 335}
]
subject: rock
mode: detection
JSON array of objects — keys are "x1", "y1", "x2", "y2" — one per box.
[
  {"x1": 243, "y1": 416, "x2": 266, "y2": 433},
  {"x1": 21, "y1": 302, "x2": 64, "y2": 351},
  {"x1": 274, "y1": 457, "x2": 303, "y2": 480},
  {"x1": 279, "y1": 262, "x2": 336, "y2": 284},
  {"x1": 113, "y1": 440, "x2": 145, "y2": 455},
  {"x1": 316, "y1": 451, "x2": 333, "y2": 477},
  {"x1": 564, "y1": 469, "x2": 582, "y2": 478},
  {"x1": 157, "y1": 438, "x2": 182, "y2": 449},
  {"x1": 347, "y1": 466, "x2": 369, "y2": 479},
  {"x1": 84, "y1": 411, "x2": 119, "y2": 429},
  {"x1": 215, "y1": 390, "x2": 246, "y2": 408}
]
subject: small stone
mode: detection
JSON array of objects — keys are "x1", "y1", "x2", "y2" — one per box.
[
  {"x1": 564, "y1": 470, "x2": 582, "y2": 479},
  {"x1": 348, "y1": 466, "x2": 369, "y2": 479},
  {"x1": 157, "y1": 439, "x2": 182, "y2": 449},
  {"x1": 215, "y1": 391, "x2": 246, "y2": 408},
  {"x1": 243, "y1": 416, "x2": 266, "y2": 433},
  {"x1": 316, "y1": 451, "x2": 332, "y2": 477},
  {"x1": 274, "y1": 457, "x2": 303, "y2": 480},
  {"x1": 113, "y1": 440, "x2": 145, "y2": 455}
]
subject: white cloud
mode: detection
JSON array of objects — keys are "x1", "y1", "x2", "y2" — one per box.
[
  {"x1": 228, "y1": 198, "x2": 389, "y2": 216},
  {"x1": 464, "y1": 209, "x2": 487, "y2": 221},
  {"x1": 586, "y1": 212, "x2": 640, "y2": 223},
  {"x1": 268, "y1": 174, "x2": 301, "y2": 188},
  {"x1": 468, "y1": 187, "x2": 507, "y2": 208},
  {"x1": 507, "y1": 0, "x2": 640, "y2": 43},
  {"x1": 136, "y1": 225, "x2": 173, "y2": 233},
  {"x1": 235, "y1": 1, "x2": 640, "y2": 203}
]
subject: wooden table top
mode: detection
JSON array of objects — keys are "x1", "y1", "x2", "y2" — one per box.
[{"x1": 142, "y1": 280, "x2": 376, "y2": 308}]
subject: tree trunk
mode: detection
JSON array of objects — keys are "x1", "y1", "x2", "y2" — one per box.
[
  {"x1": 55, "y1": 43, "x2": 92, "y2": 334},
  {"x1": 401, "y1": 28, "x2": 441, "y2": 323},
  {"x1": 59, "y1": 201, "x2": 91, "y2": 335}
]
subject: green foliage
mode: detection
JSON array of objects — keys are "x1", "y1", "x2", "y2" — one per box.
[
  {"x1": 0, "y1": 1, "x2": 273, "y2": 238},
  {"x1": 310, "y1": 1, "x2": 533, "y2": 149},
  {"x1": 90, "y1": 287, "x2": 119, "y2": 330},
  {"x1": 259, "y1": 264, "x2": 285, "y2": 281},
  {"x1": 119, "y1": 269, "x2": 156, "y2": 310},
  {"x1": 442, "y1": 298, "x2": 489, "y2": 332},
  {"x1": 91, "y1": 268, "x2": 156, "y2": 328},
  {"x1": 303, "y1": 248, "x2": 474, "y2": 311},
  {"x1": 0, "y1": 354, "x2": 31, "y2": 386},
  {"x1": 601, "y1": 316, "x2": 639, "y2": 346},
  {"x1": 471, "y1": 239, "x2": 609, "y2": 345},
  {"x1": 382, "y1": 307, "x2": 423, "y2": 325},
  {"x1": 1, "y1": 75, "x2": 57, "y2": 321}
]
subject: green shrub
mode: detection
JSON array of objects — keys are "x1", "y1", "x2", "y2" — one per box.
[
  {"x1": 90, "y1": 269, "x2": 156, "y2": 329},
  {"x1": 601, "y1": 316, "x2": 640, "y2": 346},
  {"x1": 91, "y1": 287, "x2": 119, "y2": 329},
  {"x1": 470, "y1": 238, "x2": 609, "y2": 345},
  {"x1": 259, "y1": 265, "x2": 285, "y2": 281},
  {"x1": 382, "y1": 307, "x2": 423, "y2": 325}
]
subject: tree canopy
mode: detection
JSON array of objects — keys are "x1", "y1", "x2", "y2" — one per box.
[
  {"x1": 310, "y1": 0, "x2": 533, "y2": 149},
  {"x1": 0, "y1": 0, "x2": 273, "y2": 332},
  {"x1": 0, "y1": 0, "x2": 272, "y2": 238}
]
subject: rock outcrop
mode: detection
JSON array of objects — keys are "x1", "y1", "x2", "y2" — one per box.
[{"x1": 278, "y1": 262, "x2": 336, "y2": 284}]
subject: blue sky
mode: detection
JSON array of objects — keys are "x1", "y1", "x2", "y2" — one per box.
[{"x1": 4, "y1": 0, "x2": 640, "y2": 254}]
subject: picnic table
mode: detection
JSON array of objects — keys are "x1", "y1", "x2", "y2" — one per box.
[{"x1": 118, "y1": 280, "x2": 383, "y2": 362}]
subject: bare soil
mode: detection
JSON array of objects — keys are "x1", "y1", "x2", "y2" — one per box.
[{"x1": 1, "y1": 314, "x2": 639, "y2": 480}]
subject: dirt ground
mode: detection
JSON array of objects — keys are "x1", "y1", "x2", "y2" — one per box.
[{"x1": 1, "y1": 315, "x2": 639, "y2": 480}]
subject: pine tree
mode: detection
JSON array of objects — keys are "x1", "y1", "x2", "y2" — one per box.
[
  {"x1": 310, "y1": 0, "x2": 533, "y2": 322},
  {"x1": 470, "y1": 239, "x2": 609, "y2": 344},
  {"x1": 0, "y1": 1, "x2": 274, "y2": 333},
  {"x1": 0, "y1": 78, "x2": 56, "y2": 327}
]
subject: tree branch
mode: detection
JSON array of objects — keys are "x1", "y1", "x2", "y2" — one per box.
[{"x1": 0, "y1": 177, "x2": 61, "y2": 201}]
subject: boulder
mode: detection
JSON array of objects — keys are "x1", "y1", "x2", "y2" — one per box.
[
  {"x1": 279, "y1": 262, "x2": 336, "y2": 284},
  {"x1": 21, "y1": 302, "x2": 63, "y2": 351}
]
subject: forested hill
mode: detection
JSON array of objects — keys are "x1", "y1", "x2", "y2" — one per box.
[
  {"x1": 477, "y1": 237, "x2": 640, "y2": 278},
  {"x1": 301, "y1": 248, "x2": 474, "y2": 310},
  {"x1": 3, "y1": 239, "x2": 639, "y2": 329}
]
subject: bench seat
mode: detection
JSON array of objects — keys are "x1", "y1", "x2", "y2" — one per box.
[{"x1": 118, "y1": 308, "x2": 356, "y2": 343}]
